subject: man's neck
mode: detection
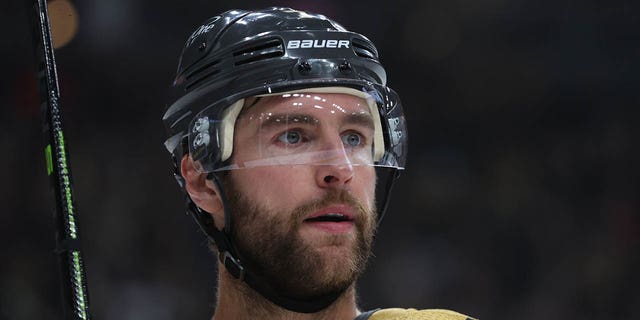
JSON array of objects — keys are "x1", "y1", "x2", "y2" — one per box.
[{"x1": 212, "y1": 265, "x2": 360, "y2": 320}]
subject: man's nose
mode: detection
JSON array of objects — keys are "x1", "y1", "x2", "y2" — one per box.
[
  {"x1": 314, "y1": 141, "x2": 354, "y2": 188},
  {"x1": 315, "y1": 161, "x2": 354, "y2": 188}
]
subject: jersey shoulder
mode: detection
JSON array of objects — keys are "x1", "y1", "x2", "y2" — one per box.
[{"x1": 367, "y1": 308, "x2": 478, "y2": 320}]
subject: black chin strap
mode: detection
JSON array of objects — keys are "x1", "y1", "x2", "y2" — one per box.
[{"x1": 184, "y1": 173, "x2": 342, "y2": 313}]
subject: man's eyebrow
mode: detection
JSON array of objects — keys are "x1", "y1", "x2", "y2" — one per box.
[
  {"x1": 259, "y1": 113, "x2": 320, "y2": 128},
  {"x1": 258, "y1": 112, "x2": 375, "y2": 130},
  {"x1": 344, "y1": 112, "x2": 375, "y2": 130}
]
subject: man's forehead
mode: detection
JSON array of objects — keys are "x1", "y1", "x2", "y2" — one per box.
[{"x1": 244, "y1": 92, "x2": 372, "y2": 116}]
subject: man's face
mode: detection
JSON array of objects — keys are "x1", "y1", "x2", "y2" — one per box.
[{"x1": 224, "y1": 92, "x2": 378, "y2": 299}]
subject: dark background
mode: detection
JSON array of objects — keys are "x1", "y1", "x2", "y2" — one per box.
[{"x1": 1, "y1": 0, "x2": 638, "y2": 319}]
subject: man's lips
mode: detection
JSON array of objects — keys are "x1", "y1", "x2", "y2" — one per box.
[
  {"x1": 303, "y1": 205, "x2": 355, "y2": 233},
  {"x1": 304, "y1": 205, "x2": 355, "y2": 222}
]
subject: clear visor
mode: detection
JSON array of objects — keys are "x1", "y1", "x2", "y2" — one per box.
[{"x1": 188, "y1": 86, "x2": 407, "y2": 172}]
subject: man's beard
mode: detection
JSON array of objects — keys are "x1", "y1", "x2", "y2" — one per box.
[{"x1": 223, "y1": 177, "x2": 377, "y2": 301}]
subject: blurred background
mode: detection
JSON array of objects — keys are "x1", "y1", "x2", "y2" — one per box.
[{"x1": 1, "y1": 0, "x2": 638, "y2": 319}]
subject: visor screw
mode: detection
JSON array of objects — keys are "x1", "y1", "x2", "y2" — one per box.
[
  {"x1": 194, "y1": 132, "x2": 210, "y2": 147},
  {"x1": 193, "y1": 117, "x2": 210, "y2": 133},
  {"x1": 198, "y1": 42, "x2": 207, "y2": 51},
  {"x1": 298, "y1": 61, "x2": 312, "y2": 73},
  {"x1": 339, "y1": 61, "x2": 352, "y2": 72}
]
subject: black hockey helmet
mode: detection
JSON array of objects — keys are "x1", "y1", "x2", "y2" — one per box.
[{"x1": 162, "y1": 7, "x2": 407, "y2": 313}]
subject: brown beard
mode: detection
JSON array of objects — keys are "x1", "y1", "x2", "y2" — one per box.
[{"x1": 222, "y1": 176, "x2": 377, "y2": 300}]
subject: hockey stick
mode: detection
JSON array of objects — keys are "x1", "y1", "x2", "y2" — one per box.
[{"x1": 28, "y1": 0, "x2": 92, "y2": 319}]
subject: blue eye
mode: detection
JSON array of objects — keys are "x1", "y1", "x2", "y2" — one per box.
[
  {"x1": 342, "y1": 133, "x2": 362, "y2": 147},
  {"x1": 277, "y1": 130, "x2": 303, "y2": 144}
]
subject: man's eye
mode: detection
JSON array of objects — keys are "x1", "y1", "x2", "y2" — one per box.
[
  {"x1": 277, "y1": 130, "x2": 303, "y2": 145},
  {"x1": 342, "y1": 132, "x2": 362, "y2": 147}
]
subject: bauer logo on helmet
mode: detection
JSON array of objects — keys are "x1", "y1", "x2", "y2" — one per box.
[{"x1": 287, "y1": 39, "x2": 350, "y2": 49}]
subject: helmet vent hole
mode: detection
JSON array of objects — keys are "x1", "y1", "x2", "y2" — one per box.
[
  {"x1": 233, "y1": 39, "x2": 284, "y2": 66},
  {"x1": 185, "y1": 59, "x2": 221, "y2": 91},
  {"x1": 352, "y1": 38, "x2": 378, "y2": 60}
]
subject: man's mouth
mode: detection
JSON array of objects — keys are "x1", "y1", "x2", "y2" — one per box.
[
  {"x1": 305, "y1": 213, "x2": 352, "y2": 223},
  {"x1": 303, "y1": 206, "x2": 355, "y2": 233}
]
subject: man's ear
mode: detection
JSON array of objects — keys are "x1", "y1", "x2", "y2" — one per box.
[{"x1": 180, "y1": 155, "x2": 224, "y2": 223}]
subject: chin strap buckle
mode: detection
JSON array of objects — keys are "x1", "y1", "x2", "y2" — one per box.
[{"x1": 220, "y1": 251, "x2": 245, "y2": 281}]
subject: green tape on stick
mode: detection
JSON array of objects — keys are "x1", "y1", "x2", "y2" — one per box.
[{"x1": 45, "y1": 144, "x2": 53, "y2": 175}]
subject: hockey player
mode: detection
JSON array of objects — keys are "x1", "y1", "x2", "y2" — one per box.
[{"x1": 162, "y1": 7, "x2": 476, "y2": 320}]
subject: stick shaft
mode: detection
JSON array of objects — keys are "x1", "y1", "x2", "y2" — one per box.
[{"x1": 30, "y1": 0, "x2": 91, "y2": 319}]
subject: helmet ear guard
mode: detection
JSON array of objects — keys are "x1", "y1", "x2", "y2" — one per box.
[{"x1": 187, "y1": 99, "x2": 244, "y2": 173}]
